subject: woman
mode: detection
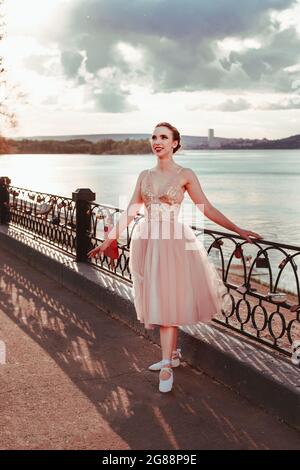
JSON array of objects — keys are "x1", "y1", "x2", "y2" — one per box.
[{"x1": 87, "y1": 122, "x2": 263, "y2": 393}]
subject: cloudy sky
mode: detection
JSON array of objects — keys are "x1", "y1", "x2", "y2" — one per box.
[{"x1": 2, "y1": 0, "x2": 300, "y2": 139}]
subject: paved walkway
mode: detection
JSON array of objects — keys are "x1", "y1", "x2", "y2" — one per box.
[{"x1": 0, "y1": 247, "x2": 300, "y2": 450}]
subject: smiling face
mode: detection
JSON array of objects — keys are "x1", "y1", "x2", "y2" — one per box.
[{"x1": 150, "y1": 126, "x2": 178, "y2": 157}]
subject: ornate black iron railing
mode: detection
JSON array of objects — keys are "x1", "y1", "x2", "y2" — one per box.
[
  {"x1": 5, "y1": 184, "x2": 77, "y2": 255},
  {"x1": 0, "y1": 177, "x2": 299, "y2": 357}
]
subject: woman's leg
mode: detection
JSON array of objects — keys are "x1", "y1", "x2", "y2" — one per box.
[
  {"x1": 172, "y1": 327, "x2": 178, "y2": 354},
  {"x1": 160, "y1": 325, "x2": 177, "y2": 360},
  {"x1": 160, "y1": 326, "x2": 177, "y2": 380}
]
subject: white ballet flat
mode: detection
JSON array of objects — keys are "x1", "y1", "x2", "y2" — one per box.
[
  {"x1": 291, "y1": 340, "x2": 300, "y2": 366},
  {"x1": 148, "y1": 348, "x2": 182, "y2": 371},
  {"x1": 159, "y1": 361, "x2": 174, "y2": 393}
]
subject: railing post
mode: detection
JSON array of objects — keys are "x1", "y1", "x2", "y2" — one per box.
[
  {"x1": 72, "y1": 188, "x2": 96, "y2": 262},
  {"x1": 0, "y1": 177, "x2": 11, "y2": 224}
]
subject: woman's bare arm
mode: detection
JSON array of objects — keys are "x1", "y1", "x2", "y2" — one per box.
[
  {"x1": 87, "y1": 170, "x2": 146, "y2": 258},
  {"x1": 185, "y1": 168, "x2": 263, "y2": 242},
  {"x1": 106, "y1": 170, "x2": 146, "y2": 241}
]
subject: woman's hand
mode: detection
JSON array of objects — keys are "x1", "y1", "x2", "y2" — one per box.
[
  {"x1": 87, "y1": 239, "x2": 111, "y2": 259},
  {"x1": 236, "y1": 227, "x2": 264, "y2": 244}
]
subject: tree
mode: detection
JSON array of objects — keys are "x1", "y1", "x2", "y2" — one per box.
[{"x1": 0, "y1": 0, "x2": 17, "y2": 153}]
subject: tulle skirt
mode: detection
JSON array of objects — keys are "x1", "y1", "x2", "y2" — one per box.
[{"x1": 129, "y1": 217, "x2": 227, "y2": 330}]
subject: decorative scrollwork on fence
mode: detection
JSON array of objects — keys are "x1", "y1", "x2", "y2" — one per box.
[
  {"x1": 194, "y1": 228, "x2": 300, "y2": 355},
  {"x1": 8, "y1": 186, "x2": 77, "y2": 255}
]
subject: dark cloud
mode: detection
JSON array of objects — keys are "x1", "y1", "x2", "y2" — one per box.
[
  {"x1": 216, "y1": 98, "x2": 252, "y2": 111},
  {"x1": 36, "y1": 0, "x2": 300, "y2": 111},
  {"x1": 66, "y1": 0, "x2": 295, "y2": 42},
  {"x1": 61, "y1": 50, "x2": 84, "y2": 78},
  {"x1": 257, "y1": 97, "x2": 300, "y2": 109},
  {"x1": 188, "y1": 97, "x2": 252, "y2": 112},
  {"x1": 225, "y1": 27, "x2": 300, "y2": 87},
  {"x1": 93, "y1": 86, "x2": 138, "y2": 113}
]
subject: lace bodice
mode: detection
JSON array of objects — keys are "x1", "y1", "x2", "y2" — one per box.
[{"x1": 141, "y1": 166, "x2": 185, "y2": 222}]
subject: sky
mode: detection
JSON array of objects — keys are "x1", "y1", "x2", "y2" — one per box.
[{"x1": 1, "y1": 0, "x2": 300, "y2": 139}]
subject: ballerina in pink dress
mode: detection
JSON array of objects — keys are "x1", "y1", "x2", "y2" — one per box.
[{"x1": 88, "y1": 122, "x2": 263, "y2": 393}]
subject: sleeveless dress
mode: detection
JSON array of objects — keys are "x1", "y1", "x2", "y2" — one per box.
[{"x1": 129, "y1": 166, "x2": 227, "y2": 330}]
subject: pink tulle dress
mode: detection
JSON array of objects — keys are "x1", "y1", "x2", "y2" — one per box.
[{"x1": 129, "y1": 166, "x2": 227, "y2": 330}]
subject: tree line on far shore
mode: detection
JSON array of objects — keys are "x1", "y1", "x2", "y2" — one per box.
[
  {"x1": 0, "y1": 137, "x2": 153, "y2": 154},
  {"x1": 1, "y1": 133, "x2": 300, "y2": 154}
]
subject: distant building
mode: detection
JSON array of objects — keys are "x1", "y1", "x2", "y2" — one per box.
[{"x1": 208, "y1": 128, "x2": 221, "y2": 148}]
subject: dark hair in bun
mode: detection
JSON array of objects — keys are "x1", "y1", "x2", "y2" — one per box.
[{"x1": 155, "y1": 122, "x2": 181, "y2": 154}]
